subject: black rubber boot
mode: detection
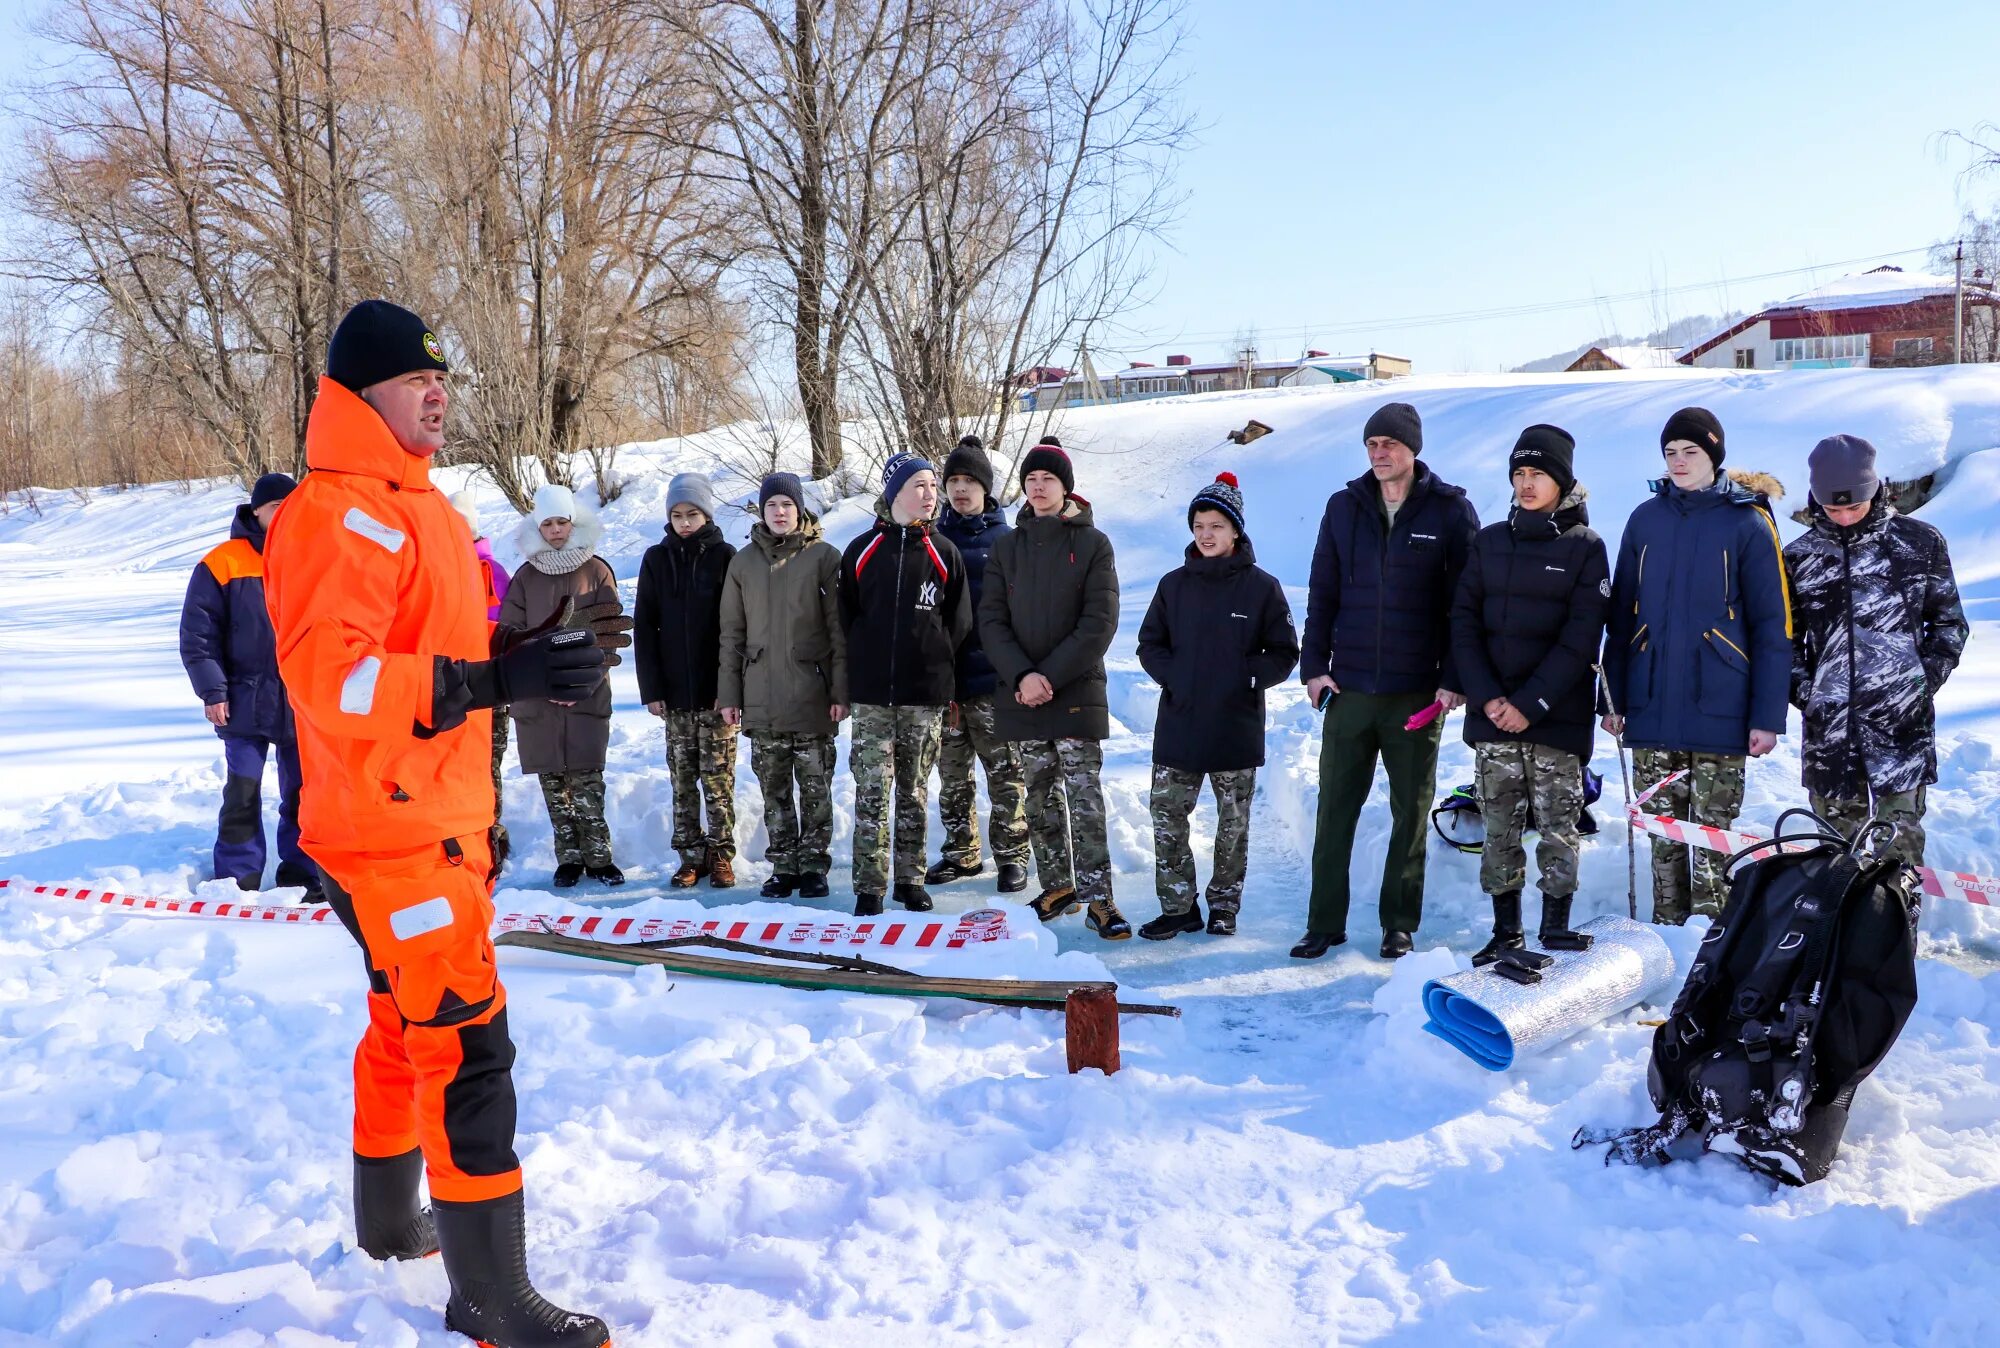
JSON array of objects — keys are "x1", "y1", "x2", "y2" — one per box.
[
  {"x1": 1538, "y1": 893, "x2": 1593, "y2": 951},
  {"x1": 1472, "y1": 891, "x2": 1526, "y2": 967},
  {"x1": 436, "y1": 1190, "x2": 610, "y2": 1348},
  {"x1": 354, "y1": 1149, "x2": 438, "y2": 1261}
]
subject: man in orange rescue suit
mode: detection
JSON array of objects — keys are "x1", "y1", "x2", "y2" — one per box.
[{"x1": 265, "y1": 299, "x2": 612, "y2": 1348}]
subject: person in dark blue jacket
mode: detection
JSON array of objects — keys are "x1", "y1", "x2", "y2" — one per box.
[
  {"x1": 1295, "y1": 402, "x2": 1479, "y2": 960},
  {"x1": 179, "y1": 472, "x2": 315, "y2": 897},
  {"x1": 1602, "y1": 407, "x2": 1792, "y2": 924},
  {"x1": 926, "y1": 436, "x2": 1031, "y2": 894}
]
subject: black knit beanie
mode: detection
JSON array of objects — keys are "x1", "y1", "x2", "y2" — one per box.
[
  {"x1": 1020, "y1": 438, "x2": 1075, "y2": 495},
  {"x1": 326, "y1": 300, "x2": 449, "y2": 393},
  {"x1": 1509, "y1": 424, "x2": 1576, "y2": 498},
  {"x1": 1362, "y1": 402, "x2": 1422, "y2": 454},
  {"x1": 1660, "y1": 406, "x2": 1725, "y2": 470},
  {"x1": 942, "y1": 437, "x2": 996, "y2": 504},
  {"x1": 759, "y1": 471, "x2": 805, "y2": 513}
]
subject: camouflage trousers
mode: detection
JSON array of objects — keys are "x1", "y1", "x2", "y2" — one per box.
[
  {"x1": 849, "y1": 704, "x2": 945, "y2": 894},
  {"x1": 749, "y1": 731, "x2": 836, "y2": 876},
  {"x1": 1811, "y1": 787, "x2": 1928, "y2": 870},
  {"x1": 539, "y1": 768, "x2": 614, "y2": 867},
  {"x1": 1473, "y1": 741, "x2": 1585, "y2": 899},
  {"x1": 490, "y1": 712, "x2": 511, "y2": 861},
  {"x1": 936, "y1": 695, "x2": 1030, "y2": 869},
  {"x1": 1632, "y1": 748, "x2": 1746, "y2": 924},
  {"x1": 1151, "y1": 765, "x2": 1255, "y2": 916},
  {"x1": 664, "y1": 708, "x2": 738, "y2": 864},
  {"x1": 1018, "y1": 738, "x2": 1113, "y2": 903}
]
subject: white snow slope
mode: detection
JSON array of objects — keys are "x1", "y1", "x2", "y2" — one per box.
[{"x1": 6, "y1": 365, "x2": 2000, "y2": 1347}]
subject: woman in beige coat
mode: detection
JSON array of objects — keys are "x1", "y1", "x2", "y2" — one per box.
[
  {"x1": 719, "y1": 472, "x2": 848, "y2": 900},
  {"x1": 501, "y1": 484, "x2": 626, "y2": 888}
]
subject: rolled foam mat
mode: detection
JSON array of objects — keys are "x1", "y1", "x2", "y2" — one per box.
[{"x1": 1421, "y1": 915, "x2": 1678, "y2": 1071}]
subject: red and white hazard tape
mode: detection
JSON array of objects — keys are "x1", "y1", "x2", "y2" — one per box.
[
  {"x1": 1624, "y1": 772, "x2": 1998, "y2": 907},
  {"x1": 0, "y1": 879, "x2": 1016, "y2": 947}
]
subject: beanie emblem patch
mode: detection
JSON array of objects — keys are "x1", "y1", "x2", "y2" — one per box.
[{"x1": 422, "y1": 331, "x2": 444, "y2": 363}]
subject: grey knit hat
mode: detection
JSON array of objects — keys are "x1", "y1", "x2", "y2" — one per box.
[
  {"x1": 1808, "y1": 434, "x2": 1880, "y2": 508},
  {"x1": 1189, "y1": 471, "x2": 1246, "y2": 534},
  {"x1": 666, "y1": 471, "x2": 716, "y2": 521}
]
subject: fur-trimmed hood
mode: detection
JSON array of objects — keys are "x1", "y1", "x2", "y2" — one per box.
[{"x1": 513, "y1": 483, "x2": 605, "y2": 560}]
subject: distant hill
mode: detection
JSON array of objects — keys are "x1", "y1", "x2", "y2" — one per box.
[{"x1": 1510, "y1": 313, "x2": 1742, "y2": 373}]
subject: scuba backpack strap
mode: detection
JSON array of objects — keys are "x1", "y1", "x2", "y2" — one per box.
[{"x1": 1430, "y1": 783, "x2": 1484, "y2": 854}]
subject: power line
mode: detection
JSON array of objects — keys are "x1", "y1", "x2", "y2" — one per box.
[{"x1": 1135, "y1": 245, "x2": 1939, "y2": 351}]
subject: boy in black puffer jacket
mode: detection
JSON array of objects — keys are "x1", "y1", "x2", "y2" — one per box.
[
  {"x1": 635, "y1": 472, "x2": 740, "y2": 889},
  {"x1": 1449, "y1": 425, "x2": 1610, "y2": 963},
  {"x1": 928, "y1": 436, "x2": 1032, "y2": 894},
  {"x1": 1136, "y1": 472, "x2": 1299, "y2": 939}
]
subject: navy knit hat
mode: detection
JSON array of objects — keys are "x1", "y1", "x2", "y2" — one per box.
[
  {"x1": 1509, "y1": 424, "x2": 1576, "y2": 498},
  {"x1": 1661, "y1": 406, "x2": 1725, "y2": 469},
  {"x1": 250, "y1": 472, "x2": 297, "y2": 510},
  {"x1": 326, "y1": 299, "x2": 449, "y2": 394},
  {"x1": 882, "y1": 451, "x2": 935, "y2": 503},
  {"x1": 1808, "y1": 434, "x2": 1879, "y2": 507},
  {"x1": 758, "y1": 471, "x2": 805, "y2": 513},
  {"x1": 1363, "y1": 402, "x2": 1422, "y2": 454},
  {"x1": 1020, "y1": 436, "x2": 1074, "y2": 495},
  {"x1": 1189, "y1": 471, "x2": 1246, "y2": 535}
]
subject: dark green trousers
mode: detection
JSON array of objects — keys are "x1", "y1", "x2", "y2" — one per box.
[{"x1": 1306, "y1": 689, "x2": 1443, "y2": 938}]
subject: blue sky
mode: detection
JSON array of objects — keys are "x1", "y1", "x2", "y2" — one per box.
[{"x1": 1110, "y1": 0, "x2": 2000, "y2": 371}]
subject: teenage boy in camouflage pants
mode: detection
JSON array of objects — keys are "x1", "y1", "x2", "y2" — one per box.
[
  {"x1": 839, "y1": 453, "x2": 971, "y2": 915},
  {"x1": 1135, "y1": 472, "x2": 1298, "y2": 939}
]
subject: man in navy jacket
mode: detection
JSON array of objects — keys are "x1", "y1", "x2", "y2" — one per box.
[
  {"x1": 1602, "y1": 407, "x2": 1791, "y2": 923},
  {"x1": 179, "y1": 472, "x2": 315, "y2": 896},
  {"x1": 1295, "y1": 403, "x2": 1479, "y2": 960}
]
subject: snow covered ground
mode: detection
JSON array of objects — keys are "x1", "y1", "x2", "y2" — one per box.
[{"x1": 6, "y1": 365, "x2": 2000, "y2": 1345}]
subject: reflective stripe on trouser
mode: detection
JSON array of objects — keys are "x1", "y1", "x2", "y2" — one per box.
[
  {"x1": 749, "y1": 731, "x2": 837, "y2": 874},
  {"x1": 849, "y1": 704, "x2": 944, "y2": 893},
  {"x1": 665, "y1": 708, "x2": 738, "y2": 862},
  {"x1": 1306, "y1": 689, "x2": 1441, "y2": 938},
  {"x1": 1810, "y1": 786, "x2": 1928, "y2": 869},
  {"x1": 936, "y1": 694, "x2": 1030, "y2": 868},
  {"x1": 318, "y1": 831, "x2": 521, "y2": 1204},
  {"x1": 1018, "y1": 738, "x2": 1113, "y2": 902},
  {"x1": 1631, "y1": 748, "x2": 1745, "y2": 924},
  {"x1": 1473, "y1": 741, "x2": 1585, "y2": 898},
  {"x1": 215, "y1": 734, "x2": 308, "y2": 884},
  {"x1": 538, "y1": 768, "x2": 613, "y2": 867},
  {"x1": 1151, "y1": 765, "x2": 1255, "y2": 915}
]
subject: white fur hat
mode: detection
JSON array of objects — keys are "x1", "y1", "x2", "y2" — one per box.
[{"x1": 514, "y1": 483, "x2": 603, "y2": 558}]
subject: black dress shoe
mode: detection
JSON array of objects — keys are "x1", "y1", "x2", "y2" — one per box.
[
  {"x1": 1380, "y1": 930, "x2": 1415, "y2": 959},
  {"x1": 797, "y1": 872, "x2": 831, "y2": 898},
  {"x1": 760, "y1": 872, "x2": 798, "y2": 899},
  {"x1": 996, "y1": 862, "x2": 1029, "y2": 894},
  {"x1": 924, "y1": 858, "x2": 981, "y2": 885},
  {"x1": 1289, "y1": 930, "x2": 1345, "y2": 960},
  {"x1": 893, "y1": 883, "x2": 934, "y2": 911},
  {"x1": 853, "y1": 893, "x2": 885, "y2": 916}
]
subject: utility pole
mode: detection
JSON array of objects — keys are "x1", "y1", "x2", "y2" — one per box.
[{"x1": 1955, "y1": 240, "x2": 1965, "y2": 365}]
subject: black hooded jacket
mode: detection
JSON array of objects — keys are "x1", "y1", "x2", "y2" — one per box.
[
  {"x1": 1449, "y1": 485, "x2": 1610, "y2": 758},
  {"x1": 839, "y1": 505, "x2": 971, "y2": 706},
  {"x1": 635, "y1": 521, "x2": 736, "y2": 710},
  {"x1": 1138, "y1": 537, "x2": 1300, "y2": 773}
]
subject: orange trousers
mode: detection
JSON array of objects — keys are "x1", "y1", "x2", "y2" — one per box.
[{"x1": 318, "y1": 831, "x2": 522, "y2": 1204}]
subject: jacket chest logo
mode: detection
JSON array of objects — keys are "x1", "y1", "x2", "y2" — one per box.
[
  {"x1": 916, "y1": 579, "x2": 939, "y2": 610},
  {"x1": 1544, "y1": 564, "x2": 1566, "y2": 573}
]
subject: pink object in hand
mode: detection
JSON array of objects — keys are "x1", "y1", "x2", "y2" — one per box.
[{"x1": 1404, "y1": 701, "x2": 1443, "y2": 732}]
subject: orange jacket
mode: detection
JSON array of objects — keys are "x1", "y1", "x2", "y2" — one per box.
[{"x1": 265, "y1": 377, "x2": 493, "y2": 852}]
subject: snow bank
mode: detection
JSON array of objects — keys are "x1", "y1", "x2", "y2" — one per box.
[{"x1": 7, "y1": 364, "x2": 2000, "y2": 1343}]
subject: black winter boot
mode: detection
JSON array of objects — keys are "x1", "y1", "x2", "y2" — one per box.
[
  {"x1": 436, "y1": 1190, "x2": 610, "y2": 1348},
  {"x1": 996, "y1": 862, "x2": 1029, "y2": 894},
  {"x1": 1538, "y1": 893, "x2": 1592, "y2": 951},
  {"x1": 354, "y1": 1148, "x2": 437, "y2": 1261},
  {"x1": 583, "y1": 863, "x2": 624, "y2": 887},
  {"x1": 1472, "y1": 891, "x2": 1526, "y2": 967},
  {"x1": 893, "y1": 883, "x2": 934, "y2": 912},
  {"x1": 924, "y1": 858, "x2": 981, "y2": 884},
  {"x1": 760, "y1": 872, "x2": 798, "y2": 899},
  {"x1": 551, "y1": 863, "x2": 584, "y2": 889},
  {"x1": 797, "y1": 872, "x2": 831, "y2": 899},
  {"x1": 1138, "y1": 903, "x2": 1204, "y2": 941},
  {"x1": 853, "y1": 893, "x2": 885, "y2": 917}
]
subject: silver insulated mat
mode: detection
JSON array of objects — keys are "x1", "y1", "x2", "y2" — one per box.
[{"x1": 1421, "y1": 915, "x2": 1679, "y2": 1071}]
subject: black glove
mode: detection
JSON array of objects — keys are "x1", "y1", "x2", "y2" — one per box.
[{"x1": 423, "y1": 628, "x2": 607, "y2": 736}]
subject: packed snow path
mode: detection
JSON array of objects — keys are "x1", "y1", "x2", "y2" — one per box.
[{"x1": 6, "y1": 368, "x2": 2000, "y2": 1345}]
